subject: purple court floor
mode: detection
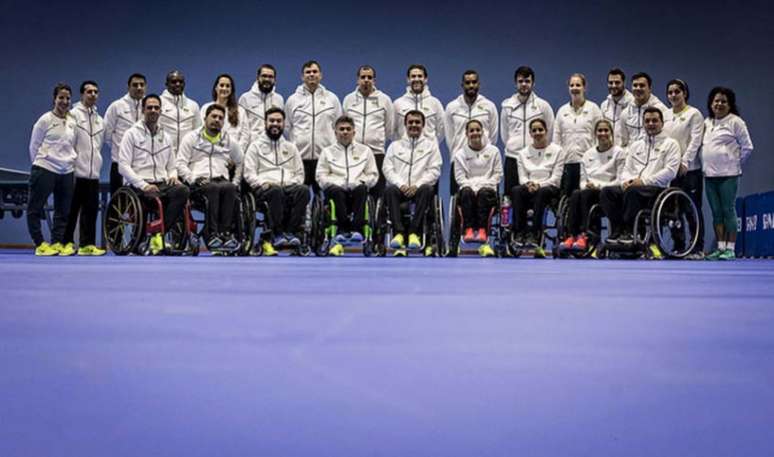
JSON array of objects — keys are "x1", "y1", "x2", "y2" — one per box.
[{"x1": 1, "y1": 251, "x2": 773, "y2": 456}]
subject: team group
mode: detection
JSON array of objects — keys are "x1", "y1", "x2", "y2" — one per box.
[{"x1": 27, "y1": 61, "x2": 753, "y2": 258}]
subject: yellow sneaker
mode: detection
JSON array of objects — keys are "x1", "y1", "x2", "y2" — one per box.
[
  {"x1": 408, "y1": 233, "x2": 421, "y2": 249},
  {"x1": 35, "y1": 242, "x2": 58, "y2": 256},
  {"x1": 149, "y1": 233, "x2": 164, "y2": 255},
  {"x1": 648, "y1": 243, "x2": 663, "y2": 260},
  {"x1": 262, "y1": 241, "x2": 278, "y2": 256},
  {"x1": 56, "y1": 242, "x2": 76, "y2": 256},
  {"x1": 329, "y1": 243, "x2": 344, "y2": 256},
  {"x1": 479, "y1": 244, "x2": 495, "y2": 257},
  {"x1": 390, "y1": 233, "x2": 405, "y2": 249},
  {"x1": 393, "y1": 248, "x2": 407, "y2": 257},
  {"x1": 424, "y1": 246, "x2": 434, "y2": 257},
  {"x1": 78, "y1": 245, "x2": 106, "y2": 256}
]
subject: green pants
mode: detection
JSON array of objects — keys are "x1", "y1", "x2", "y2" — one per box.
[{"x1": 704, "y1": 176, "x2": 738, "y2": 234}]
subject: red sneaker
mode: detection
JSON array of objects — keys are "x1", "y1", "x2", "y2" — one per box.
[
  {"x1": 561, "y1": 236, "x2": 575, "y2": 250},
  {"x1": 477, "y1": 228, "x2": 488, "y2": 242},
  {"x1": 463, "y1": 228, "x2": 475, "y2": 243},
  {"x1": 572, "y1": 234, "x2": 588, "y2": 251}
]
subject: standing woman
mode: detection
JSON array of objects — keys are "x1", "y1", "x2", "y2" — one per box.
[
  {"x1": 28, "y1": 83, "x2": 78, "y2": 255},
  {"x1": 201, "y1": 74, "x2": 250, "y2": 153},
  {"x1": 665, "y1": 79, "x2": 705, "y2": 259},
  {"x1": 702, "y1": 87, "x2": 753, "y2": 260}
]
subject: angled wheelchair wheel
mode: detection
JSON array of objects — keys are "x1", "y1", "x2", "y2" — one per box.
[
  {"x1": 372, "y1": 197, "x2": 388, "y2": 257},
  {"x1": 104, "y1": 187, "x2": 144, "y2": 255},
  {"x1": 652, "y1": 187, "x2": 699, "y2": 259},
  {"x1": 431, "y1": 194, "x2": 446, "y2": 257},
  {"x1": 239, "y1": 192, "x2": 257, "y2": 256},
  {"x1": 446, "y1": 195, "x2": 460, "y2": 257}
]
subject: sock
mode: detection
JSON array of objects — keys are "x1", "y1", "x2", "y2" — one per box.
[
  {"x1": 726, "y1": 242, "x2": 735, "y2": 251},
  {"x1": 718, "y1": 241, "x2": 727, "y2": 250}
]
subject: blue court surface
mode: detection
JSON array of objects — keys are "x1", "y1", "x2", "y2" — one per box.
[{"x1": 1, "y1": 251, "x2": 773, "y2": 457}]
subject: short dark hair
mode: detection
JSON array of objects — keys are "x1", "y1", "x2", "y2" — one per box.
[
  {"x1": 607, "y1": 68, "x2": 626, "y2": 81},
  {"x1": 335, "y1": 115, "x2": 355, "y2": 127},
  {"x1": 707, "y1": 86, "x2": 740, "y2": 118},
  {"x1": 666, "y1": 79, "x2": 690, "y2": 101},
  {"x1": 79, "y1": 80, "x2": 98, "y2": 94},
  {"x1": 205, "y1": 104, "x2": 226, "y2": 117},
  {"x1": 465, "y1": 119, "x2": 483, "y2": 131},
  {"x1": 643, "y1": 106, "x2": 664, "y2": 122},
  {"x1": 462, "y1": 69, "x2": 478, "y2": 82},
  {"x1": 127, "y1": 73, "x2": 146, "y2": 86},
  {"x1": 514, "y1": 66, "x2": 535, "y2": 82},
  {"x1": 302, "y1": 60, "x2": 321, "y2": 72},
  {"x1": 258, "y1": 64, "x2": 276, "y2": 77},
  {"x1": 265, "y1": 107, "x2": 285, "y2": 120},
  {"x1": 357, "y1": 65, "x2": 376, "y2": 78},
  {"x1": 166, "y1": 70, "x2": 185, "y2": 83},
  {"x1": 404, "y1": 109, "x2": 425, "y2": 126},
  {"x1": 406, "y1": 64, "x2": 427, "y2": 78},
  {"x1": 529, "y1": 118, "x2": 547, "y2": 130},
  {"x1": 631, "y1": 72, "x2": 652, "y2": 87},
  {"x1": 53, "y1": 82, "x2": 71, "y2": 101},
  {"x1": 142, "y1": 94, "x2": 161, "y2": 108}
]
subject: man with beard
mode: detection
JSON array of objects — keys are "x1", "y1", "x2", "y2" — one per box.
[
  {"x1": 500, "y1": 66, "x2": 555, "y2": 193},
  {"x1": 239, "y1": 64, "x2": 284, "y2": 135},
  {"x1": 285, "y1": 60, "x2": 342, "y2": 193},
  {"x1": 444, "y1": 70, "x2": 498, "y2": 194},
  {"x1": 119, "y1": 94, "x2": 189, "y2": 255},
  {"x1": 104, "y1": 73, "x2": 146, "y2": 196},
  {"x1": 243, "y1": 107, "x2": 309, "y2": 256},
  {"x1": 160, "y1": 70, "x2": 201, "y2": 155},
  {"x1": 177, "y1": 104, "x2": 243, "y2": 251},
  {"x1": 600, "y1": 68, "x2": 634, "y2": 146},
  {"x1": 342, "y1": 65, "x2": 393, "y2": 198},
  {"x1": 393, "y1": 64, "x2": 445, "y2": 145},
  {"x1": 620, "y1": 72, "x2": 672, "y2": 147}
]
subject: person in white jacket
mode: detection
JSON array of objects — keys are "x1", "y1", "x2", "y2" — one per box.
[
  {"x1": 118, "y1": 94, "x2": 189, "y2": 255},
  {"x1": 620, "y1": 72, "x2": 672, "y2": 146},
  {"x1": 701, "y1": 87, "x2": 754, "y2": 261},
  {"x1": 285, "y1": 60, "x2": 342, "y2": 193},
  {"x1": 664, "y1": 79, "x2": 705, "y2": 258},
  {"x1": 27, "y1": 83, "x2": 78, "y2": 256},
  {"x1": 393, "y1": 64, "x2": 445, "y2": 144},
  {"x1": 500, "y1": 66, "x2": 555, "y2": 194},
  {"x1": 104, "y1": 73, "x2": 146, "y2": 196},
  {"x1": 63, "y1": 81, "x2": 106, "y2": 256},
  {"x1": 342, "y1": 65, "x2": 394, "y2": 199},
  {"x1": 238, "y1": 64, "x2": 284, "y2": 137},
  {"x1": 600, "y1": 68, "x2": 634, "y2": 146},
  {"x1": 453, "y1": 120, "x2": 502, "y2": 257},
  {"x1": 200, "y1": 74, "x2": 250, "y2": 153},
  {"x1": 445, "y1": 69, "x2": 498, "y2": 194},
  {"x1": 510, "y1": 118, "x2": 566, "y2": 255},
  {"x1": 600, "y1": 107, "x2": 681, "y2": 245},
  {"x1": 316, "y1": 116, "x2": 379, "y2": 256},
  {"x1": 159, "y1": 70, "x2": 201, "y2": 155},
  {"x1": 560, "y1": 119, "x2": 625, "y2": 252},
  {"x1": 383, "y1": 110, "x2": 442, "y2": 255},
  {"x1": 553, "y1": 73, "x2": 603, "y2": 197},
  {"x1": 177, "y1": 104, "x2": 243, "y2": 251},
  {"x1": 243, "y1": 107, "x2": 309, "y2": 255}
]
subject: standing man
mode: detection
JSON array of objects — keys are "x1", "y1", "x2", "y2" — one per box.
[
  {"x1": 239, "y1": 64, "x2": 284, "y2": 135},
  {"x1": 160, "y1": 70, "x2": 201, "y2": 155},
  {"x1": 285, "y1": 60, "x2": 342, "y2": 193},
  {"x1": 444, "y1": 69, "x2": 498, "y2": 194},
  {"x1": 500, "y1": 66, "x2": 555, "y2": 194},
  {"x1": 342, "y1": 65, "x2": 394, "y2": 198},
  {"x1": 63, "y1": 80, "x2": 106, "y2": 256},
  {"x1": 393, "y1": 64, "x2": 445, "y2": 144},
  {"x1": 600, "y1": 68, "x2": 634, "y2": 146},
  {"x1": 104, "y1": 73, "x2": 146, "y2": 196},
  {"x1": 620, "y1": 72, "x2": 672, "y2": 147},
  {"x1": 118, "y1": 94, "x2": 190, "y2": 255}
]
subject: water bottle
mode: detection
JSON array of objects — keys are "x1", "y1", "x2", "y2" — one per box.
[{"x1": 500, "y1": 195, "x2": 511, "y2": 227}]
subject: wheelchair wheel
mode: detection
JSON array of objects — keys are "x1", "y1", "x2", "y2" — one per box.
[
  {"x1": 310, "y1": 195, "x2": 329, "y2": 256},
  {"x1": 431, "y1": 195, "x2": 446, "y2": 257},
  {"x1": 372, "y1": 197, "x2": 388, "y2": 257},
  {"x1": 239, "y1": 193, "x2": 257, "y2": 256},
  {"x1": 362, "y1": 196, "x2": 376, "y2": 257},
  {"x1": 652, "y1": 187, "x2": 699, "y2": 259},
  {"x1": 104, "y1": 187, "x2": 144, "y2": 255},
  {"x1": 552, "y1": 196, "x2": 571, "y2": 258},
  {"x1": 446, "y1": 195, "x2": 460, "y2": 257},
  {"x1": 166, "y1": 206, "x2": 194, "y2": 256}
]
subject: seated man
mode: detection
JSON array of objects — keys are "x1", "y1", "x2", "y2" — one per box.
[
  {"x1": 600, "y1": 107, "x2": 680, "y2": 245},
  {"x1": 383, "y1": 110, "x2": 442, "y2": 256},
  {"x1": 561, "y1": 119, "x2": 625, "y2": 251},
  {"x1": 243, "y1": 107, "x2": 309, "y2": 256},
  {"x1": 453, "y1": 119, "x2": 502, "y2": 257},
  {"x1": 316, "y1": 115, "x2": 379, "y2": 256},
  {"x1": 118, "y1": 94, "x2": 189, "y2": 255},
  {"x1": 177, "y1": 104, "x2": 243, "y2": 251},
  {"x1": 509, "y1": 118, "x2": 565, "y2": 255}
]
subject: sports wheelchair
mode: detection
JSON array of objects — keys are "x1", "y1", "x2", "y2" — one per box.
[
  {"x1": 372, "y1": 189, "x2": 446, "y2": 257},
  {"x1": 103, "y1": 186, "x2": 196, "y2": 255},
  {"x1": 308, "y1": 190, "x2": 378, "y2": 256},
  {"x1": 446, "y1": 191, "x2": 508, "y2": 257},
  {"x1": 241, "y1": 185, "x2": 313, "y2": 256},
  {"x1": 187, "y1": 185, "x2": 254, "y2": 256},
  {"x1": 500, "y1": 193, "x2": 568, "y2": 258}
]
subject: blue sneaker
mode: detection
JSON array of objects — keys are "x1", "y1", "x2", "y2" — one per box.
[
  {"x1": 273, "y1": 234, "x2": 287, "y2": 247},
  {"x1": 350, "y1": 231, "x2": 364, "y2": 243},
  {"x1": 334, "y1": 232, "x2": 349, "y2": 244},
  {"x1": 285, "y1": 233, "x2": 301, "y2": 247}
]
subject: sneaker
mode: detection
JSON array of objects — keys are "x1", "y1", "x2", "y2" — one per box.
[
  {"x1": 56, "y1": 242, "x2": 76, "y2": 256},
  {"x1": 479, "y1": 244, "x2": 495, "y2": 257},
  {"x1": 273, "y1": 234, "x2": 287, "y2": 247},
  {"x1": 533, "y1": 246, "x2": 546, "y2": 259},
  {"x1": 524, "y1": 233, "x2": 538, "y2": 247},
  {"x1": 207, "y1": 235, "x2": 223, "y2": 250},
  {"x1": 77, "y1": 245, "x2": 106, "y2": 256},
  {"x1": 561, "y1": 236, "x2": 575, "y2": 250},
  {"x1": 463, "y1": 228, "x2": 475, "y2": 243},
  {"x1": 513, "y1": 233, "x2": 525, "y2": 247},
  {"x1": 329, "y1": 243, "x2": 344, "y2": 256},
  {"x1": 648, "y1": 243, "x2": 664, "y2": 260},
  {"x1": 719, "y1": 249, "x2": 736, "y2": 261},
  {"x1": 408, "y1": 233, "x2": 421, "y2": 249},
  {"x1": 262, "y1": 241, "x2": 278, "y2": 256},
  {"x1": 334, "y1": 232, "x2": 348, "y2": 244},
  {"x1": 684, "y1": 251, "x2": 705, "y2": 261},
  {"x1": 149, "y1": 233, "x2": 164, "y2": 255},
  {"x1": 35, "y1": 242, "x2": 58, "y2": 256},
  {"x1": 285, "y1": 233, "x2": 301, "y2": 247},
  {"x1": 477, "y1": 228, "x2": 488, "y2": 243},
  {"x1": 393, "y1": 248, "x2": 407, "y2": 257},
  {"x1": 424, "y1": 246, "x2": 434, "y2": 257},
  {"x1": 572, "y1": 234, "x2": 588, "y2": 251},
  {"x1": 222, "y1": 233, "x2": 239, "y2": 250},
  {"x1": 705, "y1": 249, "x2": 723, "y2": 260},
  {"x1": 350, "y1": 232, "x2": 364, "y2": 243},
  {"x1": 390, "y1": 233, "x2": 405, "y2": 249}
]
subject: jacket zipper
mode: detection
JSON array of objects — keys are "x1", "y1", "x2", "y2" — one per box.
[
  {"x1": 362, "y1": 96, "x2": 367, "y2": 145},
  {"x1": 344, "y1": 144, "x2": 350, "y2": 187},
  {"x1": 310, "y1": 91, "x2": 316, "y2": 159},
  {"x1": 88, "y1": 108, "x2": 95, "y2": 178},
  {"x1": 408, "y1": 138, "x2": 415, "y2": 187}
]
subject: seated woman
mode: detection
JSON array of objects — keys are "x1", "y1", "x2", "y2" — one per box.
[
  {"x1": 453, "y1": 119, "x2": 502, "y2": 257},
  {"x1": 561, "y1": 119, "x2": 625, "y2": 252},
  {"x1": 509, "y1": 118, "x2": 565, "y2": 254}
]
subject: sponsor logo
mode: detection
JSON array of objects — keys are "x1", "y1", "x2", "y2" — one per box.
[
  {"x1": 763, "y1": 213, "x2": 774, "y2": 230},
  {"x1": 746, "y1": 215, "x2": 757, "y2": 232}
]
